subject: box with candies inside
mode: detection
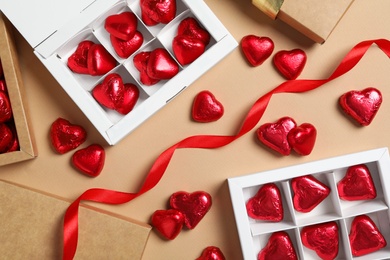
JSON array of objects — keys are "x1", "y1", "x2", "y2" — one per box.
[
  {"x1": 0, "y1": 15, "x2": 36, "y2": 166},
  {"x1": 228, "y1": 148, "x2": 390, "y2": 260},
  {"x1": 0, "y1": 0, "x2": 237, "y2": 145}
]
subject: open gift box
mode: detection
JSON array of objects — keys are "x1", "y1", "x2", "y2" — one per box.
[
  {"x1": 0, "y1": 0, "x2": 237, "y2": 145},
  {"x1": 0, "y1": 14, "x2": 37, "y2": 166},
  {"x1": 228, "y1": 148, "x2": 390, "y2": 259}
]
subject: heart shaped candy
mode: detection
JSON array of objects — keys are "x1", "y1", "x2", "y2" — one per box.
[
  {"x1": 337, "y1": 164, "x2": 377, "y2": 201},
  {"x1": 72, "y1": 144, "x2": 105, "y2": 177},
  {"x1": 258, "y1": 231, "x2": 298, "y2": 260},
  {"x1": 151, "y1": 209, "x2": 184, "y2": 240},
  {"x1": 192, "y1": 90, "x2": 224, "y2": 123},
  {"x1": 5, "y1": 123, "x2": 19, "y2": 152},
  {"x1": 292, "y1": 175, "x2": 330, "y2": 213},
  {"x1": 196, "y1": 246, "x2": 226, "y2": 260},
  {"x1": 273, "y1": 49, "x2": 307, "y2": 80},
  {"x1": 110, "y1": 31, "x2": 143, "y2": 59},
  {"x1": 339, "y1": 87, "x2": 382, "y2": 126},
  {"x1": 87, "y1": 44, "x2": 117, "y2": 76},
  {"x1": 104, "y1": 12, "x2": 137, "y2": 41},
  {"x1": 287, "y1": 123, "x2": 317, "y2": 156},
  {"x1": 92, "y1": 73, "x2": 139, "y2": 115},
  {"x1": 50, "y1": 117, "x2": 87, "y2": 154},
  {"x1": 256, "y1": 116, "x2": 297, "y2": 156},
  {"x1": 0, "y1": 90, "x2": 12, "y2": 123},
  {"x1": 177, "y1": 17, "x2": 210, "y2": 45},
  {"x1": 170, "y1": 191, "x2": 212, "y2": 229},
  {"x1": 140, "y1": 0, "x2": 176, "y2": 26},
  {"x1": 301, "y1": 221, "x2": 339, "y2": 260},
  {"x1": 67, "y1": 40, "x2": 94, "y2": 74},
  {"x1": 0, "y1": 123, "x2": 13, "y2": 153},
  {"x1": 133, "y1": 51, "x2": 160, "y2": 86},
  {"x1": 241, "y1": 35, "x2": 274, "y2": 67},
  {"x1": 349, "y1": 215, "x2": 387, "y2": 256},
  {"x1": 147, "y1": 48, "x2": 179, "y2": 80},
  {"x1": 246, "y1": 183, "x2": 283, "y2": 222},
  {"x1": 173, "y1": 35, "x2": 205, "y2": 65}
]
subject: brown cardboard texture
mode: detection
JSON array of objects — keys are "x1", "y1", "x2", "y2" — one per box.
[
  {"x1": 0, "y1": 180, "x2": 151, "y2": 259},
  {"x1": 0, "y1": 14, "x2": 37, "y2": 165}
]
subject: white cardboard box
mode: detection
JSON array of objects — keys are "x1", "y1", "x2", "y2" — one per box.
[
  {"x1": 228, "y1": 147, "x2": 390, "y2": 260},
  {"x1": 0, "y1": 0, "x2": 237, "y2": 145}
]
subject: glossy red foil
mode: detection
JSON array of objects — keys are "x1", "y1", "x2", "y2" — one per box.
[
  {"x1": 301, "y1": 221, "x2": 339, "y2": 260},
  {"x1": 246, "y1": 183, "x2": 283, "y2": 221},
  {"x1": 151, "y1": 209, "x2": 184, "y2": 240},
  {"x1": 337, "y1": 164, "x2": 377, "y2": 201},
  {"x1": 192, "y1": 91, "x2": 224, "y2": 123},
  {"x1": 292, "y1": 175, "x2": 330, "y2": 213},
  {"x1": 258, "y1": 231, "x2": 298, "y2": 260},
  {"x1": 196, "y1": 246, "x2": 226, "y2": 260},
  {"x1": 72, "y1": 144, "x2": 105, "y2": 177},
  {"x1": 273, "y1": 49, "x2": 307, "y2": 80},
  {"x1": 49, "y1": 118, "x2": 87, "y2": 154},
  {"x1": 241, "y1": 35, "x2": 274, "y2": 67},
  {"x1": 140, "y1": 0, "x2": 176, "y2": 26}
]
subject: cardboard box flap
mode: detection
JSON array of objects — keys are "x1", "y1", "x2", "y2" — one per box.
[{"x1": 0, "y1": 0, "x2": 95, "y2": 49}]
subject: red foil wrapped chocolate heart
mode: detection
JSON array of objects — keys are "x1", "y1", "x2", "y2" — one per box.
[
  {"x1": 5, "y1": 123, "x2": 19, "y2": 152},
  {"x1": 110, "y1": 31, "x2": 143, "y2": 59},
  {"x1": 0, "y1": 123, "x2": 13, "y2": 153},
  {"x1": 67, "y1": 40, "x2": 94, "y2": 74},
  {"x1": 104, "y1": 12, "x2": 137, "y2": 41},
  {"x1": 50, "y1": 118, "x2": 87, "y2": 154},
  {"x1": 246, "y1": 183, "x2": 283, "y2": 222},
  {"x1": 287, "y1": 123, "x2": 317, "y2": 156},
  {"x1": 0, "y1": 90, "x2": 12, "y2": 123},
  {"x1": 87, "y1": 44, "x2": 117, "y2": 76},
  {"x1": 241, "y1": 35, "x2": 274, "y2": 67},
  {"x1": 173, "y1": 35, "x2": 206, "y2": 65},
  {"x1": 339, "y1": 87, "x2": 382, "y2": 126},
  {"x1": 192, "y1": 90, "x2": 224, "y2": 123},
  {"x1": 140, "y1": 0, "x2": 176, "y2": 26},
  {"x1": 72, "y1": 144, "x2": 105, "y2": 177},
  {"x1": 196, "y1": 246, "x2": 226, "y2": 260},
  {"x1": 273, "y1": 49, "x2": 307, "y2": 80},
  {"x1": 169, "y1": 191, "x2": 212, "y2": 229},
  {"x1": 338, "y1": 164, "x2": 377, "y2": 201},
  {"x1": 258, "y1": 231, "x2": 298, "y2": 260},
  {"x1": 133, "y1": 51, "x2": 160, "y2": 86},
  {"x1": 291, "y1": 175, "x2": 330, "y2": 213},
  {"x1": 151, "y1": 209, "x2": 184, "y2": 240},
  {"x1": 147, "y1": 48, "x2": 179, "y2": 80},
  {"x1": 256, "y1": 116, "x2": 297, "y2": 156},
  {"x1": 177, "y1": 17, "x2": 210, "y2": 45},
  {"x1": 349, "y1": 215, "x2": 387, "y2": 256},
  {"x1": 301, "y1": 221, "x2": 339, "y2": 260},
  {"x1": 92, "y1": 73, "x2": 139, "y2": 115}
]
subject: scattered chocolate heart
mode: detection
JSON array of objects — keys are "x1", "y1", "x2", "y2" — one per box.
[
  {"x1": 258, "y1": 231, "x2": 298, "y2": 260},
  {"x1": 177, "y1": 17, "x2": 210, "y2": 45},
  {"x1": 151, "y1": 209, "x2": 184, "y2": 240},
  {"x1": 87, "y1": 44, "x2": 117, "y2": 76},
  {"x1": 339, "y1": 87, "x2": 382, "y2": 126},
  {"x1": 110, "y1": 31, "x2": 143, "y2": 59},
  {"x1": 0, "y1": 123, "x2": 13, "y2": 153},
  {"x1": 246, "y1": 183, "x2": 283, "y2": 221},
  {"x1": 67, "y1": 40, "x2": 94, "y2": 74},
  {"x1": 49, "y1": 117, "x2": 87, "y2": 154},
  {"x1": 292, "y1": 175, "x2": 330, "y2": 213},
  {"x1": 301, "y1": 221, "x2": 339, "y2": 260},
  {"x1": 349, "y1": 215, "x2": 387, "y2": 256},
  {"x1": 140, "y1": 0, "x2": 177, "y2": 26},
  {"x1": 287, "y1": 123, "x2": 317, "y2": 156},
  {"x1": 192, "y1": 90, "x2": 224, "y2": 123},
  {"x1": 133, "y1": 51, "x2": 160, "y2": 86},
  {"x1": 337, "y1": 164, "x2": 377, "y2": 201},
  {"x1": 241, "y1": 35, "x2": 274, "y2": 67},
  {"x1": 273, "y1": 49, "x2": 307, "y2": 80},
  {"x1": 104, "y1": 12, "x2": 137, "y2": 41},
  {"x1": 169, "y1": 191, "x2": 212, "y2": 229},
  {"x1": 0, "y1": 90, "x2": 12, "y2": 123},
  {"x1": 196, "y1": 246, "x2": 226, "y2": 260},
  {"x1": 256, "y1": 116, "x2": 297, "y2": 156},
  {"x1": 72, "y1": 144, "x2": 105, "y2": 177},
  {"x1": 146, "y1": 48, "x2": 179, "y2": 80},
  {"x1": 173, "y1": 35, "x2": 205, "y2": 65}
]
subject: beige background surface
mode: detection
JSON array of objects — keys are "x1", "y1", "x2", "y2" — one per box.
[{"x1": 1, "y1": 0, "x2": 390, "y2": 259}]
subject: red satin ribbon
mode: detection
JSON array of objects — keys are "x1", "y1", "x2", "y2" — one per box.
[{"x1": 63, "y1": 38, "x2": 390, "y2": 259}]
